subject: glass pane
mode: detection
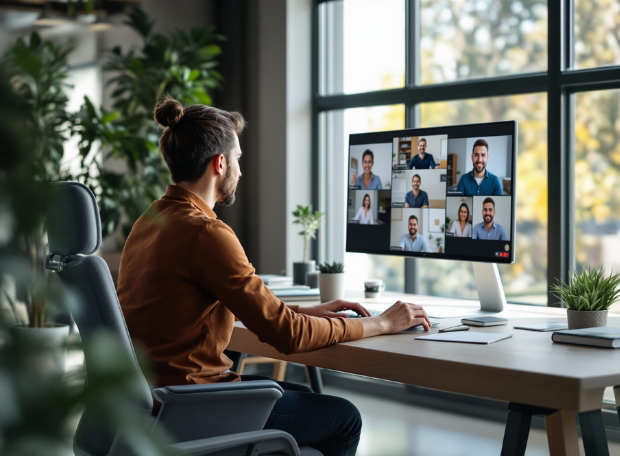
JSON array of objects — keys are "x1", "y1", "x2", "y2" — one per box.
[
  {"x1": 420, "y1": 0, "x2": 548, "y2": 84},
  {"x1": 575, "y1": 0, "x2": 620, "y2": 69},
  {"x1": 420, "y1": 94, "x2": 548, "y2": 305},
  {"x1": 320, "y1": 0, "x2": 405, "y2": 95},
  {"x1": 319, "y1": 105, "x2": 405, "y2": 292},
  {"x1": 574, "y1": 90, "x2": 620, "y2": 313}
]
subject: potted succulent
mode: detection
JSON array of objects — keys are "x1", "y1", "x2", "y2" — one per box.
[
  {"x1": 292, "y1": 204, "x2": 324, "y2": 285},
  {"x1": 317, "y1": 261, "x2": 345, "y2": 302},
  {"x1": 551, "y1": 267, "x2": 620, "y2": 330}
]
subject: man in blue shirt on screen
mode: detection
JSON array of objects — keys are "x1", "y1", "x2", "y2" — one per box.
[
  {"x1": 398, "y1": 215, "x2": 432, "y2": 252},
  {"x1": 456, "y1": 139, "x2": 504, "y2": 196},
  {"x1": 407, "y1": 138, "x2": 440, "y2": 169},
  {"x1": 472, "y1": 197, "x2": 509, "y2": 241},
  {"x1": 404, "y1": 174, "x2": 429, "y2": 208}
]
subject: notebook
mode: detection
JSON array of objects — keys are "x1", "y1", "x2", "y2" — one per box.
[
  {"x1": 415, "y1": 332, "x2": 512, "y2": 345},
  {"x1": 551, "y1": 327, "x2": 620, "y2": 348}
]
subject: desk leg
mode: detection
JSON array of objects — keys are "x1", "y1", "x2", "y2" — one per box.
[
  {"x1": 545, "y1": 410, "x2": 579, "y2": 456},
  {"x1": 501, "y1": 409, "x2": 532, "y2": 456},
  {"x1": 305, "y1": 366, "x2": 323, "y2": 393},
  {"x1": 578, "y1": 410, "x2": 609, "y2": 456}
]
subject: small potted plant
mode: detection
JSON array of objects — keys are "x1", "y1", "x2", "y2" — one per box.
[
  {"x1": 317, "y1": 261, "x2": 345, "y2": 302},
  {"x1": 551, "y1": 266, "x2": 620, "y2": 330},
  {"x1": 292, "y1": 205, "x2": 324, "y2": 285}
]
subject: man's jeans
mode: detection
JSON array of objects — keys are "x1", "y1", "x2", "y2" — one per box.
[{"x1": 241, "y1": 375, "x2": 362, "y2": 456}]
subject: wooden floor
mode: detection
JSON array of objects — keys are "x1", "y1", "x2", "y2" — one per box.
[{"x1": 324, "y1": 386, "x2": 620, "y2": 456}]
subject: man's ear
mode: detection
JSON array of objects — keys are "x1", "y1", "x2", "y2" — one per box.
[{"x1": 213, "y1": 154, "x2": 226, "y2": 176}]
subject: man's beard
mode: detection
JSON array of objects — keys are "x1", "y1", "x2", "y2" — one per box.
[
  {"x1": 216, "y1": 163, "x2": 238, "y2": 206},
  {"x1": 409, "y1": 228, "x2": 417, "y2": 236},
  {"x1": 484, "y1": 215, "x2": 493, "y2": 224},
  {"x1": 475, "y1": 162, "x2": 486, "y2": 173}
]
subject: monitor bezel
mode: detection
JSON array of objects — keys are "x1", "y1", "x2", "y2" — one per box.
[{"x1": 345, "y1": 120, "x2": 517, "y2": 264}]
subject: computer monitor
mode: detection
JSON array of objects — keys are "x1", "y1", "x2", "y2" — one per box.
[{"x1": 346, "y1": 121, "x2": 517, "y2": 317}]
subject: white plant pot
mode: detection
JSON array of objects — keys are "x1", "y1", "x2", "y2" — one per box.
[
  {"x1": 10, "y1": 323, "x2": 70, "y2": 374},
  {"x1": 319, "y1": 273, "x2": 346, "y2": 302}
]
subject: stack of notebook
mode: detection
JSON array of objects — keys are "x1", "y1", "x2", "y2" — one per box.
[{"x1": 258, "y1": 274, "x2": 320, "y2": 301}]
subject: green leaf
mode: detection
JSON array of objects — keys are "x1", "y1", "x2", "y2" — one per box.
[
  {"x1": 188, "y1": 69, "x2": 200, "y2": 81},
  {"x1": 101, "y1": 111, "x2": 120, "y2": 124}
]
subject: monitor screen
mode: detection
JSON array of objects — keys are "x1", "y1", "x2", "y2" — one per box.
[{"x1": 346, "y1": 121, "x2": 517, "y2": 264}]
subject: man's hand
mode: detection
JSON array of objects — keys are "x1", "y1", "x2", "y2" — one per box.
[
  {"x1": 297, "y1": 300, "x2": 371, "y2": 318},
  {"x1": 379, "y1": 301, "x2": 431, "y2": 332}
]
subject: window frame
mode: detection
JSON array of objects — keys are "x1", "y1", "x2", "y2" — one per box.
[{"x1": 311, "y1": 0, "x2": 620, "y2": 306}]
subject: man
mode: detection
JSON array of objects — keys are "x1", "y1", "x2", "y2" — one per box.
[
  {"x1": 404, "y1": 174, "x2": 429, "y2": 208},
  {"x1": 407, "y1": 138, "x2": 440, "y2": 169},
  {"x1": 472, "y1": 197, "x2": 509, "y2": 241},
  {"x1": 398, "y1": 215, "x2": 432, "y2": 252},
  {"x1": 117, "y1": 98, "x2": 431, "y2": 456},
  {"x1": 456, "y1": 139, "x2": 504, "y2": 196}
]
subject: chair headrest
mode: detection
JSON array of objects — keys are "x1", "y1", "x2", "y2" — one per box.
[{"x1": 47, "y1": 182, "x2": 101, "y2": 256}]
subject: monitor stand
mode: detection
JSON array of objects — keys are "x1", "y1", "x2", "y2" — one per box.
[{"x1": 426, "y1": 262, "x2": 507, "y2": 319}]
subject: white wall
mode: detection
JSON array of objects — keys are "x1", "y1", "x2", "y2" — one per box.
[
  {"x1": 349, "y1": 143, "x2": 393, "y2": 189},
  {"x1": 472, "y1": 195, "x2": 512, "y2": 238},
  {"x1": 285, "y1": 0, "x2": 313, "y2": 272}
]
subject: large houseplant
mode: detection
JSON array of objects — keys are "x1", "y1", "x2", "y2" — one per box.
[
  {"x1": 2, "y1": 31, "x2": 74, "y2": 341},
  {"x1": 73, "y1": 6, "x2": 225, "y2": 241},
  {"x1": 551, "y1": 266, "x2": 620, "y2": 329},
  {"x1": 0, "y1": 71, "x2": 171, "y2": 456},
  {"x1": 292, "y1": 204, "x2": 324, "y2": 285}
]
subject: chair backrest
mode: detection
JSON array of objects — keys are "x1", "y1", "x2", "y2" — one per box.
[{"x1": 46, "y1": 182, "x2": 153, "y2": 456}]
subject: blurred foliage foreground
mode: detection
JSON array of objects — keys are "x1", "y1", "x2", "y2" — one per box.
[{"x1": 0, "y1": 74, "x2": 173, "y2": 456}]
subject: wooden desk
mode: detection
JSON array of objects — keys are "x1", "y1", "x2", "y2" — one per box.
[{"x1": 227, "y1": 291, "x2": 620, "y2": 455}]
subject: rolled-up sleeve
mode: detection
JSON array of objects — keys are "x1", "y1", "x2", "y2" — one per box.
[{"x1": 190, "y1": 220, "x2": 364, "y2": 354}]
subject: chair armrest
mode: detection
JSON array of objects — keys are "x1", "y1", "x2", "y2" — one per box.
[
  {"x1": 169, "y1": 429, "x2": 299, "y2": 456},
  {"x1": 151, "y1": 381, "x2": 283, "y2": 443}
]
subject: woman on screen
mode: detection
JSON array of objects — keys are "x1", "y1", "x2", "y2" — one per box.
[
  {"x1": 449, "y1": 202, "x2": 472, "y2": 237},
  {"x1": 352, "y1": 194, "x2": 374, "y2": 225},
  {"x1": 351, "y1": 149, "x2": 382, "y2": 190}
]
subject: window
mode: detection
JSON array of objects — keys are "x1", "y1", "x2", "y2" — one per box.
[
  {"x1": 421, "y1": 0, "x2": 548, "y2": 84},
  {"x1": 574, "y1": 90, "x2": 620, "y2": 312},
  {"x1": 320, "y1": 0, "x2": 405, "y2": 94},
  {"x1": 574, "y1": 0, "x2": 620, "y2": 69},
  {"x1": 314, "y1": 0, "x2": 620, "y2": 307}
]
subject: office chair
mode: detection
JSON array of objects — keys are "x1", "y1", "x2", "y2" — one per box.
[{"x1": 45, "y1": 181, "x2": 322, "y2": 456}]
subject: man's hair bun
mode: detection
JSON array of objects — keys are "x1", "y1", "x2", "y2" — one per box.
[{"x1": 154, "y1": 97, "x2": 184, "y2": 128}]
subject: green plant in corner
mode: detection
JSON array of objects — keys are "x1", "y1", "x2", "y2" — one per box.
[
  {"x1": 2, "y1": 31, "x2": 75, "y2": 327},
  {"x1": 551, "y1": 267, "x2": 620, "y2": 311},
  {"x1": 73, "y1": 6, "x2": 225, "y2": 240},
  {"x1": 317, "y1": 261, "x2": 345, "y2": 274},
  {"x1": 292, "y1": 205, "x2": 324, "y2": 262}
]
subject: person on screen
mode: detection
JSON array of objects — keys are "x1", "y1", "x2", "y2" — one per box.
[
  {"x1": 456, "y1": 139, "x2": 503, "y2": 196},
  {"x1": 351, "y1": 149, "x2": 383, "y2": 190},
  {"x1": 472, "y1": 197, "x2": 509, "y2": 240},
  {"x1": 398, "y1": 215, "x2": 432, "y2": 252},
  {"x1": 352, "y1": 194, "x2": 375, "y2": 224},
  {"x1": 407, "y1": 138, "x2": 440, "y2": 169},
  {"x1": 404, "y1": 174, "x2": 429, "y2": 208},
  {"x1": 449, "y1": 202, "x2": 472, "y2": 237}
]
